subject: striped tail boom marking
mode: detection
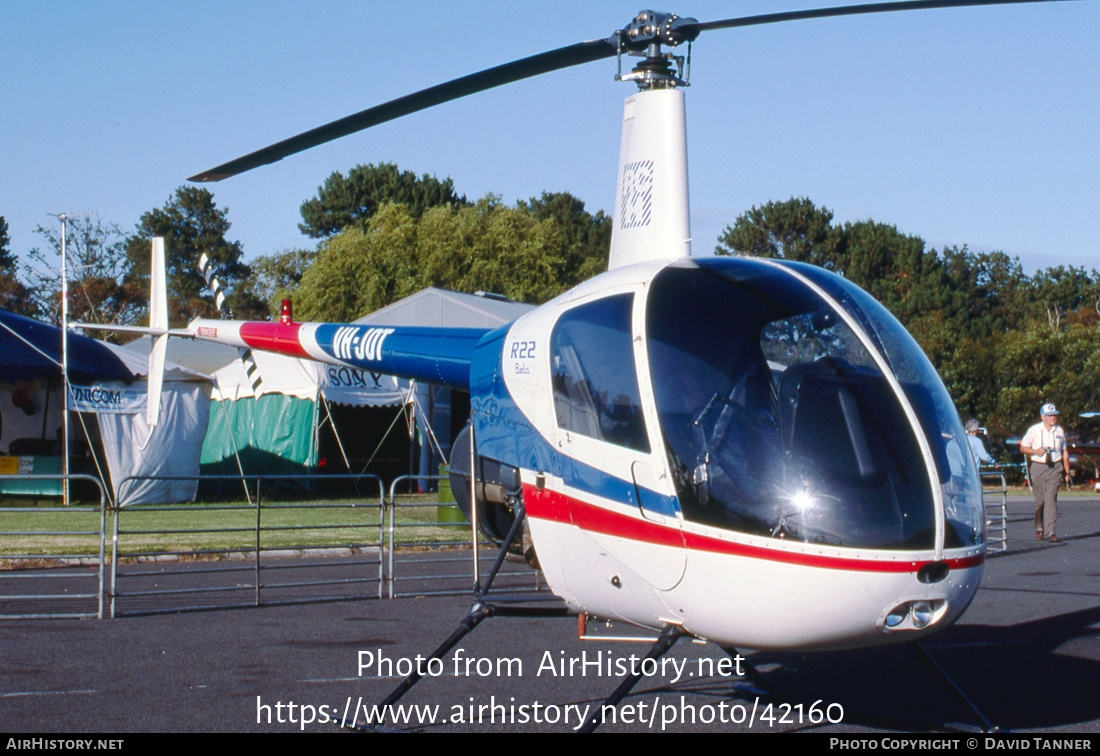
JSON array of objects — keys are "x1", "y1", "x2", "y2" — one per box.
[{"x1": 199, "y1": 251, "x2": 263, "y2": 393}]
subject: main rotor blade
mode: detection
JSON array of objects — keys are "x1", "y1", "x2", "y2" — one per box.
[
  {"x1": 191, "y1": 0, "x2": 1080, "y2": 182},
  {"x1": 686, "y1": 0, "x2": 1077, "y2": 34},
  {"x1": 189, "y1": 38, "x2": 615, "y2": 182}
]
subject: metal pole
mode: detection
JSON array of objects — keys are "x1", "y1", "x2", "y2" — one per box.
[
  {"x1": 255, "y1": 479, "x2": 262, "y2": 606},
  {"x1": 58, "y1": 214, "x2": 70, "y2": 506},
  {"x1": 111, "y1": 500, "x2": 120, "y2": 619},
  {"x1": 470, "y1": 425, "x2": 479, "y2": 593},
  {"x1": 97, "y1": 486, "x2": 105, "y2": 619},
  {"x1": 386, "y1": 480, "x2": 394, "y2": 599}
]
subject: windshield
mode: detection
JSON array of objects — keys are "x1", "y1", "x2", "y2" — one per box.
[
  {"x1": 779, "y1": 261, "x2": 984, "y2": 549},
  {"x1": 646, "y1": 258, "x2": 981, "y2": 551}
]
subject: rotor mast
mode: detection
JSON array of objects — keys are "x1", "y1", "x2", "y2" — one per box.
[{"x1": 607, "y1": 11, "x2": 698, "y2": 270}]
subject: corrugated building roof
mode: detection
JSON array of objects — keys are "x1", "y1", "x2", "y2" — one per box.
[{"x1": 354, "y1": 288, "x2": 534, "y2": 329}]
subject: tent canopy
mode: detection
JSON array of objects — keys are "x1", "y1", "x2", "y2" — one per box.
[
  {"x1": 211, "y1": 349, "x2": 410, "y2": 405},
  {"x1": 0, "y1": 308, "x2": 133, "y2": 383},
  {"x1": 0, "y1": 309, "x2": 213, "y2": 506},
  {"x1": 74, "y1": 344, "x2": 212, "y2": 506}
]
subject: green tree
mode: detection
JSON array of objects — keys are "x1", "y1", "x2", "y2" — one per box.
[
  {"x1": 294, "y1": 206, "x2": 420, "y2": 321},
  {"x1": 293, "y1": 197, "x2": 595, "y2": 323},
  {"x1": 244, "y1": 247, "x2": 317, "y2": 317},
  {"x1": 0, "y1": 216, "x2": 14, "y2": 270},
  {"x1": 298, "y1": 163, "x2": 468, "y2": 239},
  {"x1": 416, "y1": 196, "x2": 572, "y2": 303},
  {"x1": 25, "y1": 214, "x2": 144, "y2": 335},
  {"x1": 1030, "y1": 265, "x2": 1096, "y2": 332},
  {"x1": 994, "y1": 323, "x2": 1100, "y2": 436},
  {"x1": 126, "y1": 187, "x2": 263, "y2": 326},
  {"x1": 0, "y1": 274, "x2": 34, "y2": 315},
  {"x1": 0, "y1": 215, "x2": 33, "y2": 313},
  {"x1": 715, "y1": 197, "x2": 839, "y2": 267},
  {"x1": 939, "y1": 247, "x2": 1029, "y2": 337},
  {"x1": 517, "y1": 191, "x2": 610, "y2": 281}
]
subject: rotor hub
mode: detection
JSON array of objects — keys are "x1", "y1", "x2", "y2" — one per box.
[
  {"x1": 612, "y1": 11, "x2": 697, "y2": 90},
  {"x1": 615, "y1": 10, "x2": 699, "y2": 50}
]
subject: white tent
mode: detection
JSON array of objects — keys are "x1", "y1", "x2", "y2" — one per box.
[
  {"x1": 211, "y1": 349, "x2": 409, "y2": 406},
  {"x1": 70, "y1": 343, "x2": 212, "y2": 506},
  {"x1": 202, "y1": 349, "x2": 412, "y2": 478}
]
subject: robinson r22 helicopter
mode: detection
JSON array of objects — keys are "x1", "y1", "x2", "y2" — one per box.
[{"x1": 92, "y1": 0, "x2": 1087, "y2": 731}]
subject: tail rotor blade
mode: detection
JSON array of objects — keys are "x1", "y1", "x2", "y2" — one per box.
[
  {"x1": 197, "y1": 252, "x2": 264, "y2": 393},
  {"x1": 198, "y1": 252, "x2": 228, "y2": 313}
]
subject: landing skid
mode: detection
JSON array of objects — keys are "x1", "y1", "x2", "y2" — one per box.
[
  {"x1": 728, "y1": 642, "x2": 1000, "y2": 734},
  {"x1": 907, "y1": 641, "x2": 999, "y2": 733},
  {"x1": 352, "y1": 506, "x2": 572, "y2": 731},
  {"x1": 577, "y1": 624, "x2": 688, "y2": 733}
]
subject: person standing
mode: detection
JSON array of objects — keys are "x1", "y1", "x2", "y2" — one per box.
[
  {"x1": 1020, "y1": 403, "x2": 1071, "y2": 542},
  {"x1": 965, "y1": 419, "x2": 995, "y2": 467}
]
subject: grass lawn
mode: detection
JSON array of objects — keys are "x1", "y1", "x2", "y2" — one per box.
[{"x1": 0, "y1": 494, "x2": 474, "y2": 563}]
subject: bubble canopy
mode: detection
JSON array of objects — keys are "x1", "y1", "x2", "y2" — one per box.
[{"x1": 645, "y1": 257, "x2": 983, "y2": 551}]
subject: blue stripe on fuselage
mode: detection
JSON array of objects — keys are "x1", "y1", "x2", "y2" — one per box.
[{"x1": 469, "y1": 325, "x2": 680, "y2": 519}]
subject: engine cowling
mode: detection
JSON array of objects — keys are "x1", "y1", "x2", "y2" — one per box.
[{"x1": 448, "y1": 425, "x2": 538, "y2": 567}]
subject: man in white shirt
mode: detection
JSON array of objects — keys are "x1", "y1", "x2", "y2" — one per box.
[{"x1": 1019, "y1": 403, "x2": 1071, "y2": 542}]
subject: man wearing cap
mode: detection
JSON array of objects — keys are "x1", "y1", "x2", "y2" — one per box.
[{"x1": 1020, "y1": 403, "x2": 1071, "y2": 542}]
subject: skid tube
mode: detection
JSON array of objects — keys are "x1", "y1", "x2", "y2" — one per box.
[
  {"x1": 352, "y1": 506, "x2": 571, "y2": 731},
  {"x1": 907, "y1": 641, "x2": 999, "y2": 733}
]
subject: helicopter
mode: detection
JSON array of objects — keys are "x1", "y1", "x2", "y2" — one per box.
[{"x1": 85, "y1": 0, "x2": 1088, "y2": 731}]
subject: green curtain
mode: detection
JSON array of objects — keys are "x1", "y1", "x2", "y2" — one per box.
[{"x1": 200, "y1": 395, "x2": 317, "y2": 477}]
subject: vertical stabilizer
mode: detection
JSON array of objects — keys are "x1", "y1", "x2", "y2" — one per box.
[
  {"x1": 608, "y1": 87, "x2": 691, "y2": 269},
  {"x1": 146, "y1": 237, "x2": 168, "y2": 426}
]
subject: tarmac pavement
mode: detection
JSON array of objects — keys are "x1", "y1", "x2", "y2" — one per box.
[{"x1": 1, "y1": 494, "x2": 1097, "y2": 735}]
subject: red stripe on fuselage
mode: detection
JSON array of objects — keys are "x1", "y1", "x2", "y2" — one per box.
[
  {"x1": 239, "y1": 322, "x2": 309, "y2": 359},
  {"x1": 522, "y1": 483, "x2": 984, "y2": 574}
]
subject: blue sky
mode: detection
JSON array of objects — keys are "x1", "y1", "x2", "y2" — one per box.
[{"x1": 3, "y1": 1, "x2": 1097, "y2": 279}]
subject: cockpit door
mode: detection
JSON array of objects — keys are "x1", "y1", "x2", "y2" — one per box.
[{"x1": 549, "y1": 290, "x2": 686, "y2": 590}]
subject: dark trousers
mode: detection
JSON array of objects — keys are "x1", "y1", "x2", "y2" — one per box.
[{"x1": 1030, "y1": 462, "x2": 1061, "y2": 538}]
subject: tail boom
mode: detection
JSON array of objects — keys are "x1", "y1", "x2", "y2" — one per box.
[{"x1": 188, "y1": 318, "x2": 489, "y2": 390}]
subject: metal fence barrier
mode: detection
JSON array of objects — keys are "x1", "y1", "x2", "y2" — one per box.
[
  {"x1": 0, "y1": 474, "x2": 108, "y2": 619},
  {"x1": 981, "y1": 470, "x2": 1008, "y2": 553},
  {"x1": 385, "y1": 474, "x2": 543, "y2": 599},
  {"x1": 110, "y1": 474, "x2": 385, "y2": 617},
  {"x1": 4, "y1": 470, "x2": 546, "y2": 618}
]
